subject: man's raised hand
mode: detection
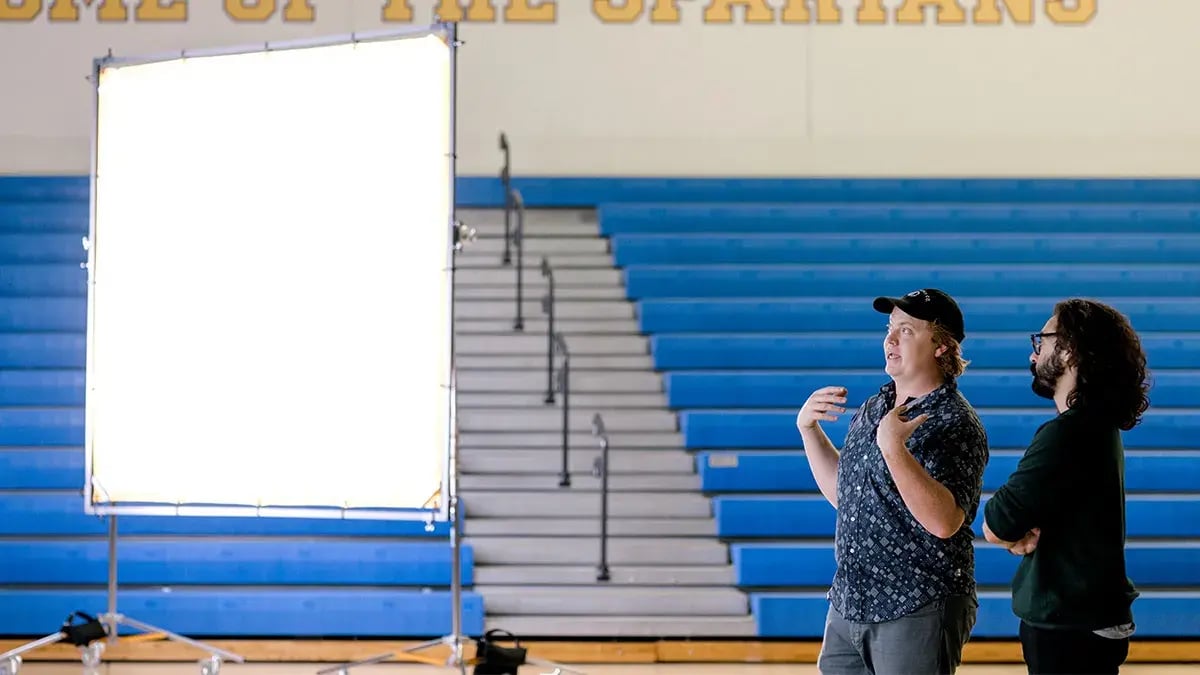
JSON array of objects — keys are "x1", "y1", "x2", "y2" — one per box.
[
  {"x1": 877, "y1": 402, "x2": 929, "y2": 450},
  {"x1": 797, "y1": 386, "x2": 848, "y2": 432}
]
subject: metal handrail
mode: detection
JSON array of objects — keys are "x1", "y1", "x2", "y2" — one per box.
[
  {"x1": 510, "y1": 188, "x2": 524, "y2": 331},
  {"x1": 499, "y1": 132, "x2": 512, "y2": 265},
  {"x1": 591, "y1": 413, "x2": 611, "y2": 582},
  {"x1": 541, "y1": 256, "x2": 556, "y2": 404},
  {"x1": 553, "y1": 332, "x2": 570, "y2": 488}
]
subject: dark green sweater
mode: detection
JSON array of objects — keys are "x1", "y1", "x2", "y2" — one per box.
[{"x1": 983, "y1": 406, "x2": 1139, "y2": 630}]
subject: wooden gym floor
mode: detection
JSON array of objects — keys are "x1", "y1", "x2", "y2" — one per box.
[
  {"x1": 6, "y1": 639, "x2": 1198, "y2": 674},
  {"x1": 13, "y1": 665, "x2": 1200, "y2": 674}
]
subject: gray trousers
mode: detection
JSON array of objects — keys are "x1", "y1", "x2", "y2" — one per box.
[{"x1": 818, "y1": 595, "x2": 978, "y2": 675}]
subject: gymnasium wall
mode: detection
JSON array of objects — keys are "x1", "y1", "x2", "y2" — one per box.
[{"x1": 1, "y1": 0, "x2": 1197, "y2": 178}]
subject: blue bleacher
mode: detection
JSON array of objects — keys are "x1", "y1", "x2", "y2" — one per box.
[
  {"x1": 732, "y1": 542, "x2": 1200, "y2": 588},
  {"x1": 697, "y1": 450, "x2": 1200, "y2": 494},
  {"x1": 0, "y1": 589, "x2": 480, "y2": 637},
  {"x1": 666, "y1": 370, "x2": 1199, "y2": 408},
  {"x1": 626, "y1": 265, "x2": 1200, "y2": 298},
  {"x1": 600, "y1": 203, "x2": 1200, "y2": 235},
  {"x1": 750, "y1": 592, "x2": 1200, "y2": 639},
  {"x1": 0, "y1": 177, "x2": 481, "y2": 639},
  {"x1": 613, "y1": 233, "x2": 1200, "y2": 265},
  {"x1": 600, "y1": 189, "x2": 1200, "y2": 639},
  {"x1": 680, "y1": 409, "x2": 1198, "y2": 449},
  {"x1": 712, "y1": 494, "x2": 1200, "y2": 539},
  {"x1": 638, "y1": 298, "x2": 1200, "y2": 333},
  {"x1": 456, "y1": 177, "x2": 1200, "y2": 208},
  {"x1": 8, "y1": 174, "x2": 1200, "y2": 642}
]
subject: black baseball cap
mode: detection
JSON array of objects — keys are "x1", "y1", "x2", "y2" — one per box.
[{"x1": 873, "y1": 288, "x2": 966, "y2": 343}]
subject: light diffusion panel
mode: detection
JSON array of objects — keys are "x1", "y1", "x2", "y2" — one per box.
[{"x1": 85, "y1": 31, "x2": 453, "y2": 516}]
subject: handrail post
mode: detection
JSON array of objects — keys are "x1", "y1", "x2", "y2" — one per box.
[
  {"x1": 541, "y1": 257, "x2": 555, "y2": 404},
  {"x1": 591, "y1": 413, "x2": 611, "y2": 582},
  {"x1": 499, "y1": 133, "x2": 511, "y2": 265},
  {"x1": 554, "y1": 332, "x2": 570, "y2": 488},
  {"x1": 511, "y1": 188, "x2": 524, "y2": 331}
]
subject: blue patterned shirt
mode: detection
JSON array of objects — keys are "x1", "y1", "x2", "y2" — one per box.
[{"x1": 828, "y1": 379, "x2": 989, "y2": 623}]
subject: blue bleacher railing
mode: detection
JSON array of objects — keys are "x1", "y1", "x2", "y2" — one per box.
[
  {"x1": 540, "y1": 256, "x2": 556, "y2": 404},
  {"x1": 591, "y1": 413, "x2": 611, "y2": 582},
  {"x1": 553, "y1": 332, "x2": 570, "y2": 488},
  {"x1": 498, "y1": 132, "x2": 511, "y2": 265},
  {"x1": 510, "y1": 188, "x2": 524, "y2": 331}
]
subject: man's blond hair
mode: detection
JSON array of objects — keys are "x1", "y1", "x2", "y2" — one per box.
[{"x1": 932, "y1": 322, "x2": 969, "y2": 379}]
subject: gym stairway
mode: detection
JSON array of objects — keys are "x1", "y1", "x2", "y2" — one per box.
[{"x1": 453, "y1": 206, "x2": 755, "y2": 637}]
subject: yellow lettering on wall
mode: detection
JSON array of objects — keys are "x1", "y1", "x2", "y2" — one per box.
[
  {"x1": 973, "y1": 0, "x2": 1032, "y2": 24},
  {"x1": 464, "y1": 0, "x2": 495, "y2": 21},
  {"x1": 505, "y1": 0, "x2": 555, "y2": 22},
  {"x1": 1046, "y1": 0, "x2": 1094, "y2": 24},
  {"x1": 650, "y1": 0, "x2": 677, "y2": 22},
  {"x1": 136, "y1": 0, "x2": 187, "y2": 21},
  {"x1": 779, "y1": 0, "x2": 808, "y2": 22},
  {"x1": 433, "y1": 0, "x2": 494, "y2": 21},
  {"x1": 225, "y1": 0, "x2": 273, "y2": 21},
  {"x1": 433, "y1": 0, "x2": 461, "y2": 20},
  {"x1": 49, "y1": 0, "x2": 128, "y2": 21},
  {"x1": 896, "y1": 0, "x2": 965, "y2": 24},
  {"x1": 593, "y1": 0, "x2": 641, "y2": 23},
  {"x1": 704, "y1": 0, "x2": 774, "y2": 23},
  {"x1": 0, "y1": 0, "x2": 41, "y2": 20},
  {"x1": 857, "y1": 0, "x2": 886, "y2": 24},
  {"x1": 381, "y1": 0, "x2": 412, "y2": 21},
  {"x1": 282, "y1": 0, "x2": 313, "y2": 21},
  {"x1": 815, "y1": 0, "x2": 841, "y2": 23}
]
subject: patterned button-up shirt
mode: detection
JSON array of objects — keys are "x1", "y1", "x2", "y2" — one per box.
[{"x1": 828, "y1": 379, "x2": 989, "y2": 623}]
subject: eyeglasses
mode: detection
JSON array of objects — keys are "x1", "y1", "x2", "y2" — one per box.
[{"x1": 1030, "y1": 332, "x2": 1058, "y2": 355}]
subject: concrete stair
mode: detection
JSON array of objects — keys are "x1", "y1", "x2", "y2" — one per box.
[{"x1": 453, "y1": 207, "x2": 752, "y2": 638}]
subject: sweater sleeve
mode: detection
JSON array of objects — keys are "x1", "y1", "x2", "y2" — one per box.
[{"x1": 983, "y1": 418, "x2": 1066, "y2": 542}]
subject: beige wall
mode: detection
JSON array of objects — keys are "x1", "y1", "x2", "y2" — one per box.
[{"x1": 1, "y1": 0, "x2": 1197, "y2": 177}]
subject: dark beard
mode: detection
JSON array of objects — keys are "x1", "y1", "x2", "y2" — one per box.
[{"x1": 1031, "y1": 352, "x2": 1065, "y2": 400}]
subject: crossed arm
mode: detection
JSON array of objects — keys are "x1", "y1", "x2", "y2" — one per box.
[
  {"x1": 983, "y1": 428, "x2": 1062, "y2": 555},
  {"x1": 984, "y1": 520, "x2": 1042, "y2": 555}
]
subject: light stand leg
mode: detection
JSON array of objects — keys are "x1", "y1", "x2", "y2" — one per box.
[
  {"x1": 0, "y1": 632, "x2": 70, "y2": 675},
  {"x1": 79, "y1": 642, "x2": 105, "y2": 675},
  {"x1": 98, "y1": 515, "x2": 246, "y2": 671},
  {"x1": 397, "y1": 492, "x2": 470, "y2": 674},
  {"x1": 315, "y1": 653, "x2": 393, "y2": 675},
  {"x1": 104, "y1": 514, "x2": 118, "y2": 638}
]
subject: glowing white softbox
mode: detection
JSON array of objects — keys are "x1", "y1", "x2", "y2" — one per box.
[{"x1": 84, "y1": 27, "x2": 455, "y2": 520}]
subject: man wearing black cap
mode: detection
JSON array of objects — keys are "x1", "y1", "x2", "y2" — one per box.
[{"x1": 796, "y1": 288, "x2": 989, "y2": 675}]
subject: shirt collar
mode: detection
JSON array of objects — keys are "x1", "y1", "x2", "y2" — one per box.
[{"x1": 878, "y1": 378, "x2": 956, "y2": 408}]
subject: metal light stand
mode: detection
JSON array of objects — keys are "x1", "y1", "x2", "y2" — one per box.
[
  {"x1": 0, "y1": 517, "x2": 244, "y2": 674},
  {"x1": 98, "y1": 517, "x2": 246, "y2": 673}
]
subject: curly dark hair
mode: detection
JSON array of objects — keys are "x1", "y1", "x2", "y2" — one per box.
[{"x1": 1052, "y1": 298, "x2": 1151, "y2": 430}]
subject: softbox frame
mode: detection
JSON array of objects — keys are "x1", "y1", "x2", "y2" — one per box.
[{"x1": 82, "y1": 24, "x2": 458, "y2": 525}]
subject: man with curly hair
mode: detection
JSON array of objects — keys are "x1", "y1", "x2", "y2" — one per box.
[{"x1": 984, "y1": 298, "x2": 1149, "y2": 675}]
